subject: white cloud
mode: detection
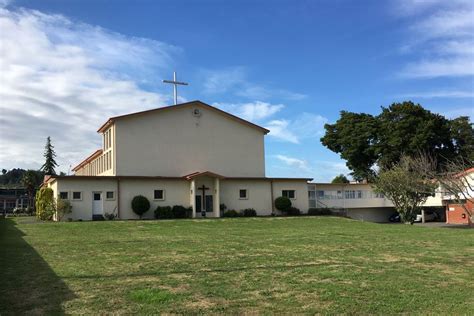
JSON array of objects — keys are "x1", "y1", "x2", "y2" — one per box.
[
  {"x1": 265, "y1": 113, "x2": 328, "y2": 144},
  {"x1": 275, "y1": 155, "x2": 310, "y2": 171},
  {"x1": 394, "y1": 0, "x2": 474, "y2": 78},
  {"x1": 0, "y1": 8, "x2": 179, "y2": 171},
  {"x1": 213, "y1": 101, "x2": 284, "y2": 122},
  {"x1": 201, "y1": 66, "x2": 307, "y2": 101},
  {"x1": 202, "y1": 67, "x2": 246, "y2": 95},
  {"x1": 265, "y1": 120, "x2": 300, "y2": 144}
]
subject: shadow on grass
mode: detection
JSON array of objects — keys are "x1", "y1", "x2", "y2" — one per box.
[{"x1": 0, "y1": 218, "x2": 76, "y2": 314}]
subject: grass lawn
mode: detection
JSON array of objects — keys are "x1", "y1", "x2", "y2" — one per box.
[{"x1": 1, "y1": 216, "x2": 473, "y2": 314}]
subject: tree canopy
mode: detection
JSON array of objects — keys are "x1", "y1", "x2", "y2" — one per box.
[
  {"x1": 321, "y1": 101, "x2": 474, "y2": 181},
  {"x1": 0, "y1": 168, "x2": 44, "y2": 187},
  {"x1": 372, "y1": 155, "x2": 437, "y2": 224},
  {"x1": 40, "y1": 136, "x2": 58, "y2": 175},
  {"x1": 331, "y1": 174, "x2": 350, "y2": 184}
]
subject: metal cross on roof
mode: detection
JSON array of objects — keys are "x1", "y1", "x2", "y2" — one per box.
[{"x1": 163, "y1": 71, "x2": 188, "y2": 105}]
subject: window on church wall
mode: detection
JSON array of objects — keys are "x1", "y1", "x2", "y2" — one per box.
[
  {"x1": 282, "y1": 190, "x2": 296, "y2": 199},
  {"x1": 59, "y1": 191, "x2": 68, "y2": 200},
  {"x1": 239, "y1": 189, "x2": 248, "y2": 199},
  {"x1": 154, "y1": 189, "x2": 165, "y2": 200}
]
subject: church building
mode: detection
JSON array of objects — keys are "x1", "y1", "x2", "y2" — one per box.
[{"x1": 44, "y1": 100, "x2": 311, "y2": 220}]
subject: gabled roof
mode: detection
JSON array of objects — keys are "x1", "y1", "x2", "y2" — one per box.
[
  {"x1": 71, "y1": 149, "x2": 103, "y2": 171},
  {"x1": 97, "y1": 100, "x2": 270, "y2": 134},
  {"x1": 184, "y1": 171, "x2": 226, "y2": 180}
]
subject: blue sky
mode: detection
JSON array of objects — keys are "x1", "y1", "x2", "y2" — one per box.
[{"x1": 1, "y1": 0, "x2": 473, "y2": 181}]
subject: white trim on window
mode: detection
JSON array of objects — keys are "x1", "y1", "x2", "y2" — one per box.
[
  {"x1": 59, "y1": 191, "x2": 69, "y2": 200},
  {"x1": 239, "y1": 189, "x2": 248, "y2": 200},
  {"x1": 105, "y1": 191, "x2": 115, "y2": 200},
  {"x1": 154, "y1": 189, "x2": 165, "y2": 201},
  {"x1": 72, "y1": 191, "x2": 82, "y2": 201},
  {"x1": 282, "y1": 190, "x2": 296, "y2": 200}
]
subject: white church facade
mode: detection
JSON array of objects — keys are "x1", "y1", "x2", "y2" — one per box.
[{"x1": 44, "y1": 101, "x2": 311, "y2": 220}]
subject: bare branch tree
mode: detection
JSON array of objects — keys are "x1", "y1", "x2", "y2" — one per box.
[
  {"x1": 372, "y1": 154, "x2": 437, "y2": 224},
  {"x1": 434, "y1": 158, "x2": 473, "y2": 222}
]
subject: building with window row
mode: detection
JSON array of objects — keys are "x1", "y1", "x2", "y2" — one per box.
[{"x1": 44, "y1": 101, "x2": 311, "y2": 220}]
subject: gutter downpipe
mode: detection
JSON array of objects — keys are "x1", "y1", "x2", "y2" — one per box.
[
  {"x1": 117, "y1": 177, "x2": 121, "y2": 219},
  {"x1": 270, "y1": 179, "x2": 275, "y2": 215}
]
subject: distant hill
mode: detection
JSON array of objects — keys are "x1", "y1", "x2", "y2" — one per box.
[{"x1": 0, "y1": 169, "x2": 44, "y2": 188}]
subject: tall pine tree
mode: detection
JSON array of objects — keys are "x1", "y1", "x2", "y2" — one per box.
[{"x1": 40, "y1": 136, "x2": 58, "y2": 175}]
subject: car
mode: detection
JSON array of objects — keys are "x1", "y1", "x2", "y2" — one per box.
[
  {"x1": 389, "y1": 213, "x2": 400, "y2": 222},
  {"x1": 414, "y1": 210, "x2": 439, "y2": 223}
]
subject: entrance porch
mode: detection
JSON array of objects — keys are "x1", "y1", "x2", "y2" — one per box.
[{"x1": 186, "y1": 171, "x2": 223, "y2": 218}]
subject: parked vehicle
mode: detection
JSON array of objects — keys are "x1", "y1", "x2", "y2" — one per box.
[
  {"x1": 414, "y1": 210, "x2": 439, "y2": 223},
  {"x1": 389, "y1": 213, "x2": 400, "y2": 222}
]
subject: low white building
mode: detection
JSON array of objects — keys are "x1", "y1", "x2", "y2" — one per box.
[
  {"x1": 44, "y1": 101, "x2": 311, "y2": 220},
  {"x1": 307, "y1": 183, "x2": 446, "y2": 222}
]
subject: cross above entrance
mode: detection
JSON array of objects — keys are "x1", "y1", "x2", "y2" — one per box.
[
  {"x1": 198, "y1": 185, "x2": 209, "y2": 216},
  {"x1": 163, "y1": 71, "x2": 188, "y2": 105}
]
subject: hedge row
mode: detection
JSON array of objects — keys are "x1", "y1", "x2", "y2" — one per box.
[{"x1": 223, "y1": 208, "x2": 257, "y2": 217}]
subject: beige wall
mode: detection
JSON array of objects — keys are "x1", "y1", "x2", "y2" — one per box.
[
  {"x1": 49, "y1": 178, "x2": 118, "y2": 221},
  {"x1": 272, "y1": 180, "x2": 310, "y2": 214},
  {"x1": 114, "y1": 103, "x2": 266, "y2": 177},
  {"x1": 220, "y1": 179, "x2": 273, "y2": 215},
  {"x1": 48, "y1": 177, "x2": 310, "y2": 220},
  {"x1": 119, "y1": 179, "x2": 190, "y2": 219},
  {"x1": 308, "y1": 183, "x2": 444, "y2": 209},
  {"x1": 74, "y1": 125, "x2": 116, "y2": 176}
]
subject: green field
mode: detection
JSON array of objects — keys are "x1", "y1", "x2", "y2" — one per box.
[{"x1": 0, "y1": 217, "x2": 473, "y2": 315}]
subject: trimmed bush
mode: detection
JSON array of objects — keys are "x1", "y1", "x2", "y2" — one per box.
[
  {"x1": 287, "y1": 207, "x2": 301, "y2": 216},
  {"x1": 308, "y1": 208, "x2": 332, "y2": 216},
  {"x1": 275, "y1": 196, "x2": 292, "y2": 213},
  {"x1": 223, "y1": 210, "x2": 240, "y2": 217},
  {"x1": 172, "y1": 205, "x2": 190, "y2": 218},
  {"x1": 35, "y1": 187, "x2": 55, "y2": 221},
  {"x1": 155, "y1": 206, "x2": 173, "y2": 219},
  {"x1": 131, "y1": 195, "x2": 150, "y2": 219},
  {"x1": 242, "y1": 208, "x2": 257, "y2": 217}
]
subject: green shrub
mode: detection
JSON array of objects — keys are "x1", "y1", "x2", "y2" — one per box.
[
  {"x1": 155, "y1": 206, "x2": 173, "y2": 219},
  {"x1": 35, "y1": 187, "x2": 55, "y2": 221},
  {"x1": 241, "y1": 208, "x2": 257, "y2": 217},
  {"x1": 56, "y1": 197, "x2": 72, "y2": 221},
  {"x1": 172, "y1": 205, "x2": 190, "y2": 218},
  {"x1": 308, "y1": 208, "x2": 332, "y2": 216},
  {"x1": 223, "y1": 210, "x2": 240, "y2": 217},
  {"x1": 287, "y1": 207, "x2": 301, "y2": 216},
  {"x1": 131, "y1": 195, "x2": 150, "y2": 219},
  {"x1": 275, "y1": 196, "x2": 292, "y2": 212}
]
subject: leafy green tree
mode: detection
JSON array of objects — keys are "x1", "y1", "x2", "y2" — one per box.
[
  {"x1": 35, "y1": 187, "x2": 55, "y2": 220},
  {"x1": 372, "y1": 155, "x2": 436, "y2": 224},
  {"x1": 21, "y1": 170, "x2": 39, "y2": 210},
  {"x1": 321, "y1": 101, "x2": 474, "y2": 180},
  {"x1": 40, "y1": 136, "x2": 58, "y2": 175},
  {"x1": 331, "y1": 174, "x2": 350, "y2": 184},
  {"x1": 321, "y1": 111, "x2": 378, "y2": 181},
  {"x1": 131, "y1": 195, "x2": 150, "y2": 219},
  {"x1": 448, "y1": 116, "x2": 474, "y2": 163}
]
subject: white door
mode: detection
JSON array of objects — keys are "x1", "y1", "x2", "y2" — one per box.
[{"x1": 92, "y1": 192, "x2": 103, "y2": 215}]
